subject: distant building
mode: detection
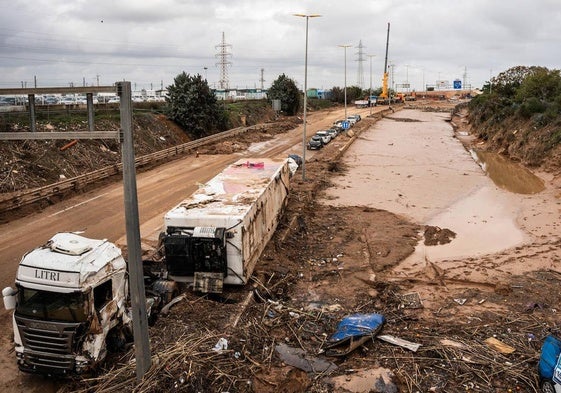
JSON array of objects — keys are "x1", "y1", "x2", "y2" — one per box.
[{"x1": 213, "y1": 88, "x2": 267, "y2": 100}]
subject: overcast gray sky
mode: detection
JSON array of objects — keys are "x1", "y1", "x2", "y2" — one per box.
[{"x1": 1, "y1": 0, "x2": 559, "y2": 92}]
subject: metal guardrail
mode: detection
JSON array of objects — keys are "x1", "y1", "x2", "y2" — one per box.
[{"x1": 0, "y1": 123, "x2": 274, "y2": 212}]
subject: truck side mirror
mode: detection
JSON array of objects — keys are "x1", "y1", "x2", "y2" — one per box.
[{"x1": 2, "y1": 287, "x2": 17, "y2": 310}]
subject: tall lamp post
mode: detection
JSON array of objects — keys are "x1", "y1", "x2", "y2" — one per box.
[
  {"x1": 293, "y1": 13, "x2": 321, "y2": 181},
  {"x1": 338, "y1": 44, "x2": 351, "y2": 120},
  {"x1": 367, "y1": 54, "x2": 375, "y2": 115}
]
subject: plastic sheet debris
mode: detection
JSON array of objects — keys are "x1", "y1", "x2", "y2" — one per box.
[
  {"x1": 241, "y1": 161, "x2": 264, "y2": 168},
  {"x1": 275, "y1": 343, "x2": 337, "y2": 373},
  {"x1": 377, "y1": 334, "x2": 421, "y2": 352},
  {"x1": 539, "y1": 335, "x2": 561, "y2": 385},
  {"x1": 324, "y1": 313, "x2": 385, "y2": 356},
  {"x1": 212, "y1": 338, "x2": 228, "y2": 352}
]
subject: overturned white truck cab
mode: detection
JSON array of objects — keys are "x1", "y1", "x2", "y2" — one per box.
[
  {"x1": 162, "y1": 158, "x2": 291, "y2": 293},
  {"x1": 3, "y1": 233, "x2": 131, "y2": 375}
]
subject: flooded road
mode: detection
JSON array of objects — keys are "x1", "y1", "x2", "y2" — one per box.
[
  {"x1": 323, "y1": 109, "x2": 560, "y2": 265},
  {"x1": 471, "y1": 149, "x2": 545, "y2": 194}
]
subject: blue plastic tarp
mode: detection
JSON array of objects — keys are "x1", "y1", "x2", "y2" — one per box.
[
  {"x1": 328, "y1": 313, "x2": 385, "y2": 343},
  {"x1": 539, "y1": 335, "x2": 561, "y2": 382}
]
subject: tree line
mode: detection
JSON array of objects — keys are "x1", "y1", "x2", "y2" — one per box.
[{"x1": 165, "y1": 72, "x2": 382, "y2": 137}]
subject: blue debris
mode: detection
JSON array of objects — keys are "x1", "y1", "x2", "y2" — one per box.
[
  {"x1": 328, "y1": 313, "x2": 385, "y2": 343},
  {"x1": 539, "y1": 335, "x2": 561, "y2": 383}
]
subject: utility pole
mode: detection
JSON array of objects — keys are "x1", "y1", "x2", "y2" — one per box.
[
  {"x1": 215, "y1": 32, "x2": 232, "y2": 90},
  {"x1": 117, "y1": 81, "x2": 152, "y2": 381},
  {"x1": 259, "y1": 68, "x2": 265, "y2": 90},
  {"x1": 338, "y1": 44, "x2": 352, "y2": 119},
  {"x1": 367, "y1": 54, "x2": 375, "y2": 115},
  {"x1": 355, "y1": 40, "x2": 366, "y2": 89},
  {"x1": 294, "y1": 13, "x2": 322, "y2": 181}
]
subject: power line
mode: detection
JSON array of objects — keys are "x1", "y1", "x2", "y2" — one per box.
[
  {"x1": 215, "y1": 32, "x2": 232, "y2": 90},
  {"x1": 356, "y1": 40, "x2": 366, "y2": 89}
]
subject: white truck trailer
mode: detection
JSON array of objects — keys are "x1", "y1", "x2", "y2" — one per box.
[
  {"x1": 161, "y1": 158, "x2": 291, "y2": 293},
  {"x1": 2, "y1": 232, "x2": 174, "y2": 375}
]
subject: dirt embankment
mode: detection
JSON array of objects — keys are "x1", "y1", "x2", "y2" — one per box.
[
  {"x1": 0, "y1": 114, "x2": 191, "y2": 194},
  {"x1": 459, "y1": 102, "x2": 561, "y2": 176},
  {"x1": 0, "y1": 101, "x2": 282, "y2": 195}
]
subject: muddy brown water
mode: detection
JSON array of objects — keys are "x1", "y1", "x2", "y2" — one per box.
[
  {"x1": 322, "y1": 109, "x2": 559, "y2": 262},
  {"x1": 471, "y1": 149, "x2": 545, "y2": 194}
]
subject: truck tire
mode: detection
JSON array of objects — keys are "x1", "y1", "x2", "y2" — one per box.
[
  {"x1": 541, "y1": 380, "x2": 556, "y2": 393},
  {"x1": 106, "y1": 326, "x2": 128, "y2": 353}
]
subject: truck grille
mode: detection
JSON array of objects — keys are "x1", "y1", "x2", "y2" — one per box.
[{"x1": 15, "y1": 315, "x2": 82, "y2": 372}]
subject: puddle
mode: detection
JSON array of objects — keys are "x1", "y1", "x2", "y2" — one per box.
[{"x1": 471, "y1": 149, "x2": 545, "y2": 194}]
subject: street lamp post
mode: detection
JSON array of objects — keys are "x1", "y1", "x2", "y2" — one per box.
[
  {"x1": 338, "y1": 44, "x2": 351, "y2": 120},
  {"x1": 367, "y1": 54, "x2": 375, "y2": 115},
  {"x1": 293, "y1": 13, "x2": 321, "y2": 181}
]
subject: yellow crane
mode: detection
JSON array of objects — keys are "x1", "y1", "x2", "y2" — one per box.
[{"x1": 378, "y1": 22, "x2": 391, "y2": 105}]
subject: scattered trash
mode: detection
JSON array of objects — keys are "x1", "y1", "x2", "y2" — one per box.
[
  {"x1": 160, "y1": 293, "x2": 187, "y2": 315},
  {"x1": 400, "y1": 292, "x2": 423, "y2": 309},
  {"x1": 484, "y1": 337, "x2": 515, "y2": 354},
  {"x1": 440, "y1": 339, "x2": 466, "y2": 349},
  {"x1": 329, "y1": 367, "x2": 398, "y2": 393},
  {"x1": 377, "y1": 334, "x2": 421, "y2": 352},
  {"x1": 275, "y1": 343, "x2": 337, "y2": 373},
  {"x1": 324, "y1": 313, "x2": 385, "y2": 356},
  {"x1": 212, "y1": 338, "x2": 228, "y2": 352},
  {"x1": 454, "y1": 298, "x2": 467, "y2": 305},
  {"x1": 525, "y1": 302, "x2": 544, "y2": 312},
  {"x1": 306, "y1": 302, "x2": 342, "y2": 312}
]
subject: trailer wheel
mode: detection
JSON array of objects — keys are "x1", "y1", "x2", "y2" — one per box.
[{"x1": 541, "y1": 380, "x2": 556, "y2": 393}]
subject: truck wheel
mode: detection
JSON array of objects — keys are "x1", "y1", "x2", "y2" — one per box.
[
  {"x1": 106, "y1": 327, "x2": 127, "y2": 353},
  {"x1": 542, "y1": 380, "x2": 556, "y2": 393}
]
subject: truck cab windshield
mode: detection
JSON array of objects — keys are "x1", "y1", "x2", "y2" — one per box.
[{"x1": 16, "y1": 285, "x2": 88, "y2": 323}]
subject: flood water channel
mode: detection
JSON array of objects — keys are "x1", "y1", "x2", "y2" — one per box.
[
  {"x1": 470, "y1": 149, "x2": 545, "y2": 195},
  {"x1": 323, "y1": 109, "x2": 557, "y2": 262}
]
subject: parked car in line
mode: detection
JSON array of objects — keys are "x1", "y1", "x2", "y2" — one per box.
[
  {"x1": 307, "y1": 135, "x2": 323, "y2": 150},
  {"x1": 326, "y1": 128, "x2": 338, "y2": 140},
  {"x1": 315, "y1": 130, "x2": 332, "y2": 145},
  {"x1": 333, "y1": 119, "x2": 346, "y2": 128},
  {"x1": 346, "y1": 116, "x2": 358, "y2": 125},
  {"x1": 44, "y1": 96, "x2": 59, "y2": 105},
  {"x1": 60, "y1": 96, "x2": 76, "y2": 105},
  {"x1": 350, "y1": 114, "x2": 361, "y2": 122}
]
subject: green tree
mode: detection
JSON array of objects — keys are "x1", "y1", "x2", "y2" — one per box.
[
  {"x1": 329, "y1": 86, "x2": 344, "y2": 103},
  {"x1": 491, "y1": 66, "x2": 538, "y2": 97},
  {"x1": 346, "y1": 86, "x2": 365, "y2": 102},
  {"x1": 515, "y1": 67, "x2": 561, "y2": 103},
  {"x1": 166, "y1": 72, "x2": 226, "y2": 138},
  {"x1": 268, "y1": 74, "x2": 300, "y2": 115}
]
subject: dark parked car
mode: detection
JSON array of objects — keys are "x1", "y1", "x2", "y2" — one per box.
[
  {"x1": 307, "y1": 135, "x2": 323, "y2": 150},
  {"x1": 288, "y1": 154, "x2": 303, "y2": 166}
]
